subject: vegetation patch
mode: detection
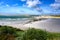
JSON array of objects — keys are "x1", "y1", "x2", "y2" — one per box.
[{"x1": 0, "y1": 25, "x2": 60, "y2": 40}]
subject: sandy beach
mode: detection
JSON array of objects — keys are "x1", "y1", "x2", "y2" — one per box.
[
  {"x1": 0, "y1": 20, "x2": 30, "y2": 30},
  {"x1": 24, "y1": 18, "x2": 60, "y2": 32},
  {"x1": 0, "y1": 18, "x2": 60, "y2": 32}
]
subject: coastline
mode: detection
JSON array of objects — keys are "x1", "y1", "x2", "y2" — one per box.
[{"x1": 0, "y1": 18, "x2": 60, "y2": 32}]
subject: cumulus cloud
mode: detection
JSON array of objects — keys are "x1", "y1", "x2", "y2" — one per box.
[
  {"x1": 50, "y1": 3, "x2": 60, "y2": 10},
  {"x1": 21, "y1": 0, "x2": 43, "y2": 13},
  {"x1": 26, "y1": 0, "x2": 41, "y2": 7},
  {"x1": 50, "y1": 0, "x2": 60, "y2": 10},
  {"x1": 21, "y1": 0, "x2": 41, "y2": 7}
]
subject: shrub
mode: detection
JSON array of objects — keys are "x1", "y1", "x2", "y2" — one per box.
[
  {"x1": 0, "y1": 26, "x2": 19, "y2": 40},
  {"x1": 22, "y1": 28, "x2": 47, "y2": 40}
]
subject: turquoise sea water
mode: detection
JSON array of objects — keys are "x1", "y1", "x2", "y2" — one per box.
[
  {"x1": 0, "y1": 16, "x2": 31, "y2": 24},
  {"x1": 0, "y1": 16, "x2": 31, "y2": 21}
]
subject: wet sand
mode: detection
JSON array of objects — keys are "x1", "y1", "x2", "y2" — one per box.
[
  {"x1": 24, "y1": 18, "x2": 60, "y2": 32},
  {"x1": 0, "y1": 18, "x2": 60, "y2": 32}
]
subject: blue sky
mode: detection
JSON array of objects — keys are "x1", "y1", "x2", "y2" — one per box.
[{"x1": 0, "y1": 0, "x2": 60, "y2": 15}]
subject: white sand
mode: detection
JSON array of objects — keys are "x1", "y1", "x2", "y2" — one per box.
[
  {"x1": 0, "y1": 18, "x2": 60, "y2": 32},
  {"x1": 0, "y1": 20, "x2": 29, "y2": 30},
  {"x1": 24, "y1": 18, "x2": 60, "y2": 32}
]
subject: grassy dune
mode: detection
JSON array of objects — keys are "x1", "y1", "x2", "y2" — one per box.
[{"x1": 0, "y1": 25, "x2": 60, "y2": 40}]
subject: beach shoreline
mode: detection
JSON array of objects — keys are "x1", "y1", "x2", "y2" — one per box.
[{"x1": 0, "y1": 18, "x2": 60, "y2": 32}]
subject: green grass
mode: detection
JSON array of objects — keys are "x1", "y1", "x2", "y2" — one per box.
[
  {"x1": 0, "y1": 25, "x2": 60, "y2": 40},
  {"x1": 47, "y1": 32, "x2": 60, "y2": 40}
]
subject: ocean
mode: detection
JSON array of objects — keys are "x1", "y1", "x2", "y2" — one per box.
[
  {"x1": 0, "y1": 16, "x2": 32, "y2": 21},
  {"x1": 0, "y1": 16, "x2": 32, "y2": 25},
  {"x1": 0, "y1": 16, "x2": 60, "y2": 32}
]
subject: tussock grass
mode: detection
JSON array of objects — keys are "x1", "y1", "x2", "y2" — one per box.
[{"x1": 0, "y1": 25, "x2": 60, "y2": 40}]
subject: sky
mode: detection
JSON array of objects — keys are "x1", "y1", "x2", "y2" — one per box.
[{"x1": 0, "y1": 0, "x2": 60, "y2": 15}]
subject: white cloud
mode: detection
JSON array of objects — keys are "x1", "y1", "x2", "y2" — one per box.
[
  {"x1": 6, "y1": 4, "x2": 10, "y2": 7},
  {"x1": 55, "y1": 0, "x2": 60, "y2": 2},
  {"x1": 21, "y1": 0, "x2": 26, "y2": 1},
  {"x1": 21, "y1": 0, "x2": 41, "y2": 7},
  {"x1": 35, "y1": 7, "x2": 42, "y2": 12},
  {"x1": 26, "y1": 0, "x2": 41, "y2": 7},
  {"x1": 50, "y1": 3, "x2": 60, "y2": 10},
  {"x1": 21, "y1": 0, "x2": 42, "y2": 13},
  {"x1": 50, "y1": 0, "x2": 60, "y2": 10}
]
